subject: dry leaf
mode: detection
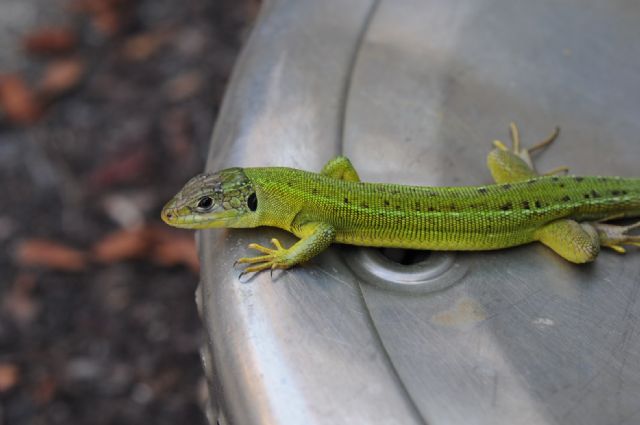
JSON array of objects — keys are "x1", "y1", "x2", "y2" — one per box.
[
  {"x1": 23, "y1": 27, "x2": 77, "y2": 55},
  {"x1": 93, "y1": 224, "x2": 199, "y2": 271},
  {"x1": 72, "y1": 0, "x2": 124, "y2": 14},
  {"x1": 121, "y1": 30, "x2": 172, "y2": 62},
  {"x1": 33, "y1": 375, "x2": 57, "y2": 405},
  {"x1": 0, "y1": 364, "x2": 19, "y2": 393},
  {"x1": 152, "y1": 231, "x2": 199, "y2": 273},
  {"x1": 4, "y1": 274, "x2": 39, "y2": 325},
  {"x1": 162, "y1": 109, "x2": 193, "y2": 159},
  {"x1": 39, "y1": 57, "x2": 86, "y2": 97},
  {"x1": 0, "y1": 74, "x2": 43, "y2": 125},
  {"x1": 15, "y1": 239, "x2": 87, "y2": 271},
  {"x1": 165, "y1": 71, "x2": 204, "y2": 102},
  {"x1": 92, "y1": 10, "x2": 121, "y2": 36},
  {"x1": 72, "y1": 0, "x2": 130, "y2": 37},
  {"x1": 92, "y1": 227, "x2": 153, "y2": 263},
  {"x1": 89, "y1": 147, "x2": 150, "y2": 188}
]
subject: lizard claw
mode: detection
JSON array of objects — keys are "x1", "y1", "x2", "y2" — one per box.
[
  {"x1": 593, "y1": 220, "x2": 640, "y2": 254},
  {"x1": 235, "y1": 238, "x2": 292, "y2": 275},
  {"x1": 494, "y1": 123, "x2": 564, "y2": 172}
]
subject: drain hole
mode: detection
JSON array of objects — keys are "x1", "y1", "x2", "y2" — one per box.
[
  {"x1": 380, "y1": 248, "x2": 431, "y2": 265},
  {"x1": 346, "y1": 248, "x2": 467, "y2": 294}
]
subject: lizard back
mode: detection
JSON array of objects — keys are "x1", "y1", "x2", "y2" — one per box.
[{"x1": 245, "y1": 167, "x2": 640, "y2": 250}]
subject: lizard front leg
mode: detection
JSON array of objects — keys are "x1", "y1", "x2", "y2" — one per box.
[
  {"x1": 236, "y1": 221, "x2": 336, "y2": 275},
  {"x1": 235, "y1": 157, "x2": 353, "y2": 276}
]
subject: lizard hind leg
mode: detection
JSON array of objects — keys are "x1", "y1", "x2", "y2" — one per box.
[
  {"x1": 320, "y1": 156, "x2": 361, "y2": 182},
  {"x1": 534, "y1": 219, "x2": 600, "y2": 263},
  {"x1": 535, "y1": 219, "x2": 640, "y2": 262},
  {"x1": 487, "y1": 123, "x2": 564, "y2": 183}
]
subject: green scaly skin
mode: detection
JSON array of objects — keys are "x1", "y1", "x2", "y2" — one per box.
[{"x1": 161, "y1": 125, "x2": 640, "y2": 274}]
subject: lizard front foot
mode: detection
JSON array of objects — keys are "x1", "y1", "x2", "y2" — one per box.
[
  {"x1": 236, "y1": 238, "x2": 293, "y2": 275},
  {"x1": 235, "y1": 222, "x2": 336, "y2": 278}
]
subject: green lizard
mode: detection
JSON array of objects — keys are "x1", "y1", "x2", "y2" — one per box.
[{"x1": 161, "y1": 124, "x2": 640, "y2": 274}]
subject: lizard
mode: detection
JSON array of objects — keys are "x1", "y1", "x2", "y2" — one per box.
[{"x1": 161, "y1": 124, "x2": 640, "y2": 275}]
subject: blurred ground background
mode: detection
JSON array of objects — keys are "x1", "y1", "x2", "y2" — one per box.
[{"x1": 0, "y1": 0, "x2": 258, "y2": 423}]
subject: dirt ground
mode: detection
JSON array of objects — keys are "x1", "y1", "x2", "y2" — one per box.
[{"x1": 0, "y1": 0, "x2": 257, "y2": 423}]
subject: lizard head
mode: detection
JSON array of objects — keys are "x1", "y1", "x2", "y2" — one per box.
[{"x1": 161, "y1": 168, "x2": 258, "y2": 229}]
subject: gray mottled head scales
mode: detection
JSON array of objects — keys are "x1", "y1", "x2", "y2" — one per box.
[{"x1": 161, "y1": 167, "x2": 256, "y2": 227}]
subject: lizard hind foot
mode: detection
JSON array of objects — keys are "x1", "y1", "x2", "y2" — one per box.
[
  {"x1": 593, "y1": 220, "x2": 640, "y2": 254},
  {"x1": 488, "y1": 123, "x2": 567, "y2": 183},
  {"x1": 493, "y1": 122, "x2": 561, "y2": 169}
]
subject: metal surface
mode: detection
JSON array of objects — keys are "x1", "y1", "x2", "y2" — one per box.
[
  {"x1": 200, "y1": 1, "x2": 421, "y2": 424},
  {"x1": 199, "y1": 0, "x2": 640, "y2": 424}
]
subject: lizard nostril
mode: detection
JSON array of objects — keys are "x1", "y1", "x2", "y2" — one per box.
[{"x1": 165, "y1": 212, "x2": 173, "y2": 219}]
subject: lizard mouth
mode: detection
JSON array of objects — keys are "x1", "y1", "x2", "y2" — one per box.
[{"x1": 161, "y1": 204, "x2": 239, "y2": 229}]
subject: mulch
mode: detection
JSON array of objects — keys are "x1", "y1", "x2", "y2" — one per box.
[{"x1": 0, "y1": 0, "x2": 259, "y2": 423}]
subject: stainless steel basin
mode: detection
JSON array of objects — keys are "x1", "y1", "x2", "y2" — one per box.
[{"x1": 198, "y1": 1, "x2": 640, "y2": 424}]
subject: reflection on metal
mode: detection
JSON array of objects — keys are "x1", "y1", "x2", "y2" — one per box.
[
  {"x1": 199, "y1": 0, "x2": 640, "y2": 424},
  {"x1": 346, "y1": 248, "x2": 467, "y2": 294}
]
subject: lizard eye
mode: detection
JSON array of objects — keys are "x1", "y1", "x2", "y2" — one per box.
[{"x1": 196, "y1": 196, "x2": 214, "y2": 211}]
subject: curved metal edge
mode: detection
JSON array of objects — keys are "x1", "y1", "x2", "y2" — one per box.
[{"x1": 198, "y1": 1, "x2": 424, "y2": 424}]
